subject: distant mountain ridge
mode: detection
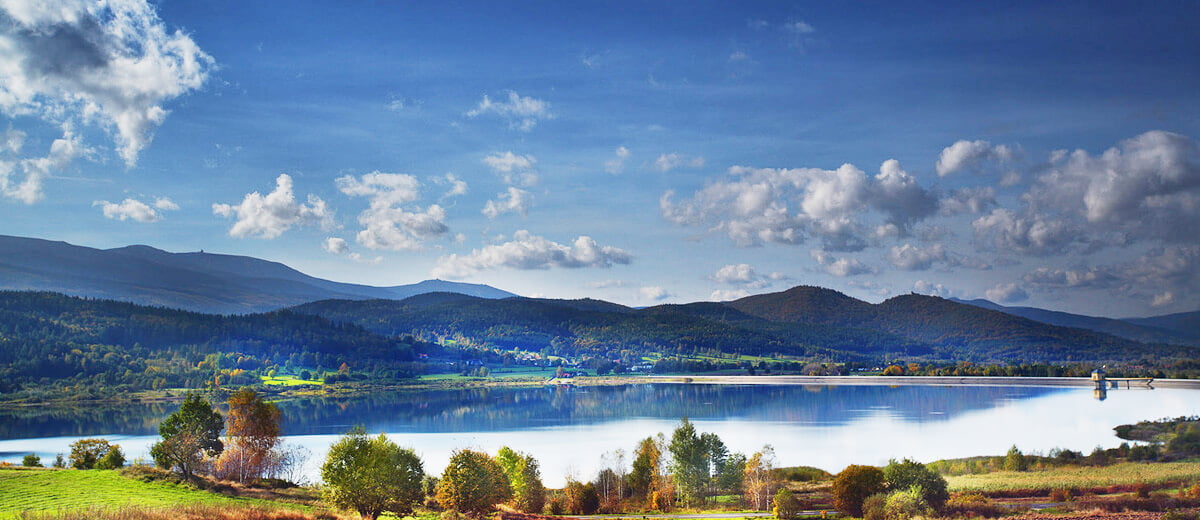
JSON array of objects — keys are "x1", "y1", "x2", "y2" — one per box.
[
  {"x1": 0, "y1": 235, "x2": 516, "y2": 314},
  {"x1": 951, "y1": 298, "x2": 1200, "y2": 347}
]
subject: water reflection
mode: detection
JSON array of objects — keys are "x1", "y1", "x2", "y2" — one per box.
[{"x1": 1, "y1": 384, "x2": 1195, "y2": 487}]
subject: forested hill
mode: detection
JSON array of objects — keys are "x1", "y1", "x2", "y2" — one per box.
[
  {"x1": 0, "y1": 291, "x2": 427, "y2": 397},
  {"x1": 291, "y1": 288, "x2": 1198, "y2": 363},
  {"x1": 727, "y1": 287, "x2": 1198, "y2": 361},
  {"x1": 0, "y1": 235, "x2": 516, "y2": 314}
]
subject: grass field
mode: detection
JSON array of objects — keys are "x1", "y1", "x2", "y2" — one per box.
[
  {"x1": 259, "y1": 375, "x2": 324, "y2": 387},
  {"x1": 0, "y1": 468, "x2": 300, "y2": 519},
  {"x1": 947, "y1": 461, "x2": 1200, "y2": 493}
]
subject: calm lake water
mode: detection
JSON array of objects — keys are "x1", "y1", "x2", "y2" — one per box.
[{"x1": 2, "y1": 383, "x2": 1197, "y2": 486}]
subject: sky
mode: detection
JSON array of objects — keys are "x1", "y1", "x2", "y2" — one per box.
[{"x1": 1, "y1": 0, "x2": 1199, "y2": 318}]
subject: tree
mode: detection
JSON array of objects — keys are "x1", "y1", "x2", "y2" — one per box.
[
  {"x1": 321, "y1": 427, "x2": 425, "y2": 520},
  {"x1": 22, "y1": 454, "x2": 41, "y2": 467},
  {"x1": 883, "y1": 458, "x2": 948, "y2": 509},
  {"x1": 436, "y1": 449, "x2": 512, "y2": 517},
  {"x1": 564, "y1": 479, "x2": 601, "y2": 514},
  {"x1": 216, "y1": 388, "x2": 281, "y2": 482},
  {"x1": 773, "y1": 487, "x2": 801, "y2": 520},
  {"x1": 1003, "y1": 445, "x2": 1027, "y2": 472},
  {"x1": 69, "y1": 438, "x2": 114, "y2": 469},
  {"x1": 743, "y1": 445, "x2": 778, "y2": 511},
  {"x1": 629, "y1": 436, "x2": 663, "y2": 499},
  {"x1": 150, "y1": 393, "x2": 224, "y2": 479},
  {"x1": 496, "y1": 446, "x2": 546, "y2": 514},
  {"x1": 669, "y1": 418, "x2": 711, "y2": 506},
  {"x1": 96, "y1": 445, "x2": 125, "y2": 469},
  {"x1": 832, "y1": 465, "x2": 885, "y2": 517}
]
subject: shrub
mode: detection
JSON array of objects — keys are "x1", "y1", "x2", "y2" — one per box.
[
  {"x1": 69, "y1": 438, "x2": 114, "y2": 469},
  {"x1": 883, "y1": 488, "x2": 931, "y2": 520},
  {"x1": 833, "y1": 465, "x2": 886, "y2": 517},
  {"x1": 884, "y1": 458, "x2": 949, "y2": 509},
  {"x1": 773, "y1": 487, "x2": 802, "y2": 520},
  {"x1": 1049, "y1": 488, "x2": 1074, "y2": 502},
  {"x1": 22, "y1": 454, "x2": 42, "y2": 467},
  {"x1": 53, "y1": 453, "x2": 65, "y2": 468},
  {"x1": 1003, "y1": 446, "x2": 1027, "y2": 472},
  {"x1": 862, "y1": 492, "x2": 889, "y2": 520},
  {"x1": 436, "y1": 449, "x2": 512, "y2": 517},
  {"x1": 96, "y1": 445, "x2": 126, "y2": 469},
  {"x1": 321, "y1": 427, "x2": 425, "y2": 520},
  {"x1": 943, "y1": 493, "x2": 1012, "y2": 518}
]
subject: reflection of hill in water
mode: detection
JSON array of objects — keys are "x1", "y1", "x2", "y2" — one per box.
[{"x1": 0, "y1": 384, "x2": 1068, "y2": 439}]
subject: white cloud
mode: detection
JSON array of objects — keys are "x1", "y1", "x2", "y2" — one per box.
[
  {"x1": 712, "y1": 263, "x2": 758, "y2": 284},
  {"x1": 811, "y1": 249, "x2": 873, "y2": 277},
  {"x1": 589, "y1": 279, "x2": 631, "y2": 289},
  {"x1": 322, "y1": 237, "x2": 349, "y2": 255},
  {"x1": 605, "y1": 146, "x2": 630, "y2": 174},
  {"x1": 483, "y1": 151, "x2": 539, "y2": 187},
  {"x1": 971, "y1": 208, "x2": 1077, "y2": 256},
  {"x1": 785, "y1": 21, "x2": 815, "y2": 34},
  {"x1": 1151, "y1": 292, "x2": 1175, "y2": 308},
  {"x1": 710, "y1": 289, "x2": 750, "y2": 302},
  {"x1": 465, "y1": 91, "x2": 553, "y2": 131},
  {"x1": 432, "y1": 230, "x2": 632, "y2": 279},
  {"x1": 0, "y1": 126, "x2": 88, "y2": 203},
  {"x1": 439, "y1": 173, "x2": 468, "y2": 199},
  {"x1": 935, "y1": 139, "x2": 1016, "y2": 176},
  {"x1": 482, "y1": 187, "x2": 531, "y2": 219},
  {"x1": 661, "y1": 160, "x2": 937, "y2": 251},
  {"x1": 640, "y1": 286, "x2": 671, "y2": 301},
  {"x1": 0, "y1": 0, "x2": 213, "y2": 167},
  {"x1": 655, "y1": 153, "x2": 705, "y2": 172},
  {"x1": 337, "y1": 171, "x2": 448, "y2": 251},
  {"x1": 985, "y1": 283, "x2": 1029, "y2": 304},
  {"x1": 940, "y1": 187, "x2": 997, "y2": 215},
  {"x1": 94, "y1": 196, "x2": 177, "y2": 222},
  {"x1": 213, "y1": 174, "x2": 333, "y2": 239},
  {"x1": 913, "y1": 280, "x2": 953, "y2": 298},
  {"x1": 886, "y1": 243, "x2": 947, "y2": 271}
]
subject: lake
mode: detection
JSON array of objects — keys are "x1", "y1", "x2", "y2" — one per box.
[{"x1": 2, "y1": 382, "x2": 1197, "y2": 486}]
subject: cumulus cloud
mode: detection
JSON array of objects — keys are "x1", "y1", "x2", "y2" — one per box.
[
  {"x1": 337, "y1": 171, "x2": 448, "y2": 251},
  {"x1": 711, "y1": 263, "x2": 758, "y2": 284},
  {"x1": 1020, "y1": 246, "x2": 1200, "y2": 310},
  {"x1": 466, "y1": 91, "x2": 553, "y2": 131},
  {"x1": 662, "y1": 160, "x2": 937, "y2": 250},
  {"x1": 589, "y1": 279, "x2": 631, "y2": 289},
  {"x1": 811, "y1": 249, "x2": 873, "y2": 277},
  {"x1": 432, "y1": 230, "x2": 632, "y2": 279},
  {"x1": 605, "y1": 146, "x2": 630, "y2": 174},
  {"x1": 0, "y1": 0, "x2": 213, "y2": 168},
  {"x1": 94, "y1": 196, "x2": 177, "y2": 222},
  {"x1": 985, "y1": 283, "x2": 1028, "y2": 304},
  {"x1": 886, "y1": 243, "x2": 947, "y2": 271},
  {"x1": 483, "y1": 151, "x2": 539, "y2": 187},
  {"x1": 482, "y1": 187, "x2": 531, "y2": 219},
  {"x1": 640, "y1": 286, "x2": 671, "y2": 301},
  {"x1": 913, "y1": 280, "x2": 954, "y2": 298},
  {"x1": 322, "y1": 237, "x2": 350, "y2": 255},
  {"x1": 940, "y1": 187, "x2": 997, "y2": 215},
  {"x1": 439, "y1": 173, "x2": 468, "y2": 199},
  {"x1": 936, "y1": 139, "x2": 1016, "y2": 176},
  {"x1": 655, "y1": 153, "x2": 705, "y2": 172},
  {"x1": 0, "y1": 125, "x2": 88, "y2": 203},
  {"x1": 710, "y1": 288, "x2": 750, "y2": 302},
  {"x1": 213, "y1": 174, "x2": 333, "y2": 239},
  {"x1": 971, "y1": 208, "x2": 1078, "y2": 256}
]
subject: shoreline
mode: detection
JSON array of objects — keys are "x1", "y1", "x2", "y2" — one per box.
[{"x1": 631, "y1": 374, "x2": 1200, "y2": 389}]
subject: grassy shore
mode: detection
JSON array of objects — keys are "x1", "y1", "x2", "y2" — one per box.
[
  {"x1": 947, "y1": 461, "x2": 1200, "y2": 493},
  {"x1": 0, "y1": 467, "x2": 311, "y2": 519}
]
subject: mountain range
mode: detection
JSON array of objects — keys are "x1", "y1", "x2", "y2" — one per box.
[
  {"x1": 0, "y1": 235, "x2": 515, "y2": 314},
  {"x1": 0, "y1": 234, "x2": 1198, "y2": 361}
]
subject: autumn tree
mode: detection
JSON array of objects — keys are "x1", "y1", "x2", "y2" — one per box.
[
  {"x1": 151, "y1": 393, "x2": 224, "y2": 479},
  {"x1": 773, "y1": 487, "x2": 802, "y2": 520},
  {"x1": 743, "y1": 445, "x2": 779, "y2": 510},
  {"x1": 496, "y1": 446, "x2": 546, "y2": 514},
  {"x1": 436, "y1": 449, "x2": 512, "y2": 517},
  {"x1": 628, "y1": 436, "x2": 663, "y2": 499},
  {"x1": 69, "y1": 438, "x2": 115, "y2": 469},
  {"x1": 216, "y1": 388, "x2": 281, "y2": 482},
  {"x1": 832, "y1": 465, "x2": 885, "y2": 517},
  {"x1": 321, "y1": 427, "x2": 425, "y2": 520},
  {"x1": 564, "y1": 479, "x2": 601, "y2": 514},
  {"x1": 883, "y1": 458, "x2": 948, "y2": 509}
]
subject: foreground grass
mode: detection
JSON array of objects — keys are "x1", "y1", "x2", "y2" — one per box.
[
  {"x1": 947, "y1": 461, "x2": 1200, "y2": 493},
  {"x1": 0, "y1": 468, "x2": 307, "y2": 519}
]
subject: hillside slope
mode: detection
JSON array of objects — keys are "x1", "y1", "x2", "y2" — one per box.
[
  {"x1": 0, "y1": 235, "x2": 515, "y2": 314},
  {"x1": 953, "y1": 298, "x2": 1198, "y2": 346}
]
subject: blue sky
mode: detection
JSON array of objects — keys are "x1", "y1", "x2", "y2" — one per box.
[{"x1": 1, "y1": 0, "x2": 1199, "y2": 317}]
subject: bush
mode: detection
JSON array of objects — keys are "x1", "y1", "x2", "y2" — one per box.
[
  {"x1": 883, "y1": 488, "x2": 931, "y2": 520},
  {"x1": 1049, "y1": 488, "x2": 1074, "y2": 503},
  {"x1": 833, "y1": 465, "x2": 886, "y2": 517},
  {"x1": 883, "y1": 458, "x2": 949, "y2": 509},
  {"x1": 943, "y1": 493, "x2": 1012, "y2": 518},
  {"x1": 69, "y1": 438, "x2": 114, "y2": 469},
  {"x1": 863, "y1": 493, "x2": 889, "y2": 520},
  {"x1": 22, "y1": 454, "x2": 42, "y2": 467},
  {"x1": 96, "y1": 445, "x2": 126, "y2": 469},
  {"x1": 773, "y1": 487, "x2": 802, "y2": 520}
]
